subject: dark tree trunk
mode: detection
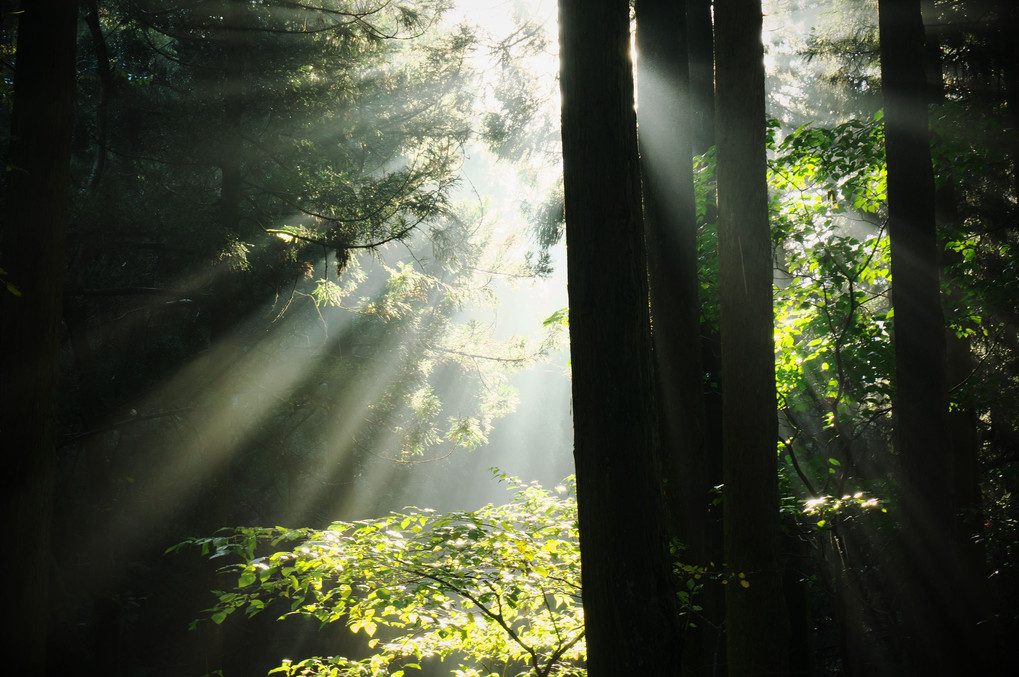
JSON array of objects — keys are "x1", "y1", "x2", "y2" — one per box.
[
  {"x1": 994, "y1": 0, "x2": 1019, "y2": 208},
  {"x1": 83, "y1": 0, "x2": 112, "y2": 196},
  {"x1": 203, "y1": 8, "x2": 253, "y2": 673},
  {"x1": 687, "y1": 0, "x2": 716, "y2": 155},
  {"x1": 686, "y1": 4, "x2": 726, "y2": 662},
  {"x1": 633, "y1": 2, "x2": 721, "y2": 674},
  {"x1": 713, "y1": 1, "x2": 788, "y2": 674},
  {"x1": 988, "y1": 10, "x2": 1019, "y2": 669},
  {"x1": 936, "y1": 154, "x2": 991, "y2": 677},
  {"x1": 558, "y1": 0, "x2": 682, "y2": 673},
  {"x1": 687, "y1": 0, "x2": 723, "y2": 596},
  {"x1": 210, "y1": 0, "x2": 249, "y2": 344},
  {"x1": 0, "y1": 2, "x2": 78, "y2": 675},
  {"x1": 926, "y1": 9, "x2": 995, "y2": 671},
  {"x1": 878, "y1": 0, "x2": 962, "y2": 673},
  {"x1": 59, "y1": 289, "x2": 124, "y2": 677}
]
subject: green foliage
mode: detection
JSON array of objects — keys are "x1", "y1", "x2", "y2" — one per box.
[
  {"x1": 802, "y1": 491, "x2": 887, "y2": 531},
  {"x1": 929, "y1": 100, "x2": 1016, "y2": 353},
  {"x1": 692, "y1": 147, "x2": 720, "y2": 329},
  {"x1": 58, "y1": 0, "x2": 567, "y2": 476},
  {"x1": 766, "y1": 115, "x2": 895, "y2": 497},
  {"x1": 541, "y1": 308, "x2": 568, "y2": 328},
  {"x1": 691, "y1": 116, "x2": 894, "y2": 499},
  {"x1": 177, "y1": 475, "x2": 585, "y2": 677},
  {"x1": 522, "y1": 184, "x2": 566, "y2": 278},
  {"x1": 477, "y1": 3, "x2": 558, "y2": 165},
  {"x1": 176, "y1": 476, "x2": 739, "y2": 675},
  {"x1": 793, "y1": 0, "x2": 881, "y2": 124}
]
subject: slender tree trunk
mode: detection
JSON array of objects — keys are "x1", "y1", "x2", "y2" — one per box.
[
  {"x1": 714, "y1": 1, "x2": 788, "y2": 674},
  {"x1": 990, "y1": 6, "x2": 1019, "y2": 669},
  {"x1": 0, "y1": 2, "x2": 78, "y2": 675},
  {"x1": 925, "y1": 8, "x2": 994, "y2": 670},
  {"x1": 204, "y1": 8, "x2": 252, "y2": 672},
  {"x1": 994, "y1": 0, "x2": 1019, "y2": 208},
  {"x1": 686, "y1": 4, "x2": 726, "y2": 664},
  {"x1": 936, "y1": 146, "x2": 991, "y2": 677},
  {"x1": 633, "y1": 3, "x2": 720, "y2": 674},
  {"x1": 558, "y1": 0, "x2": 682, "y2": 673},
  {"x1": 211, "y1": 0, "x2": 248, "y2": 343},
  {"x1": 878, "y1": 0, "x2": 962, "y2": 673},
  {"x1": 60, "y1": 288, "x2": 125, "y2": 677},
  {"x1": 83, "y1": 0, "x2": 112, "y2": 196},
  {"x1": 687, "y1": 0, "x2": 716, "y2": 156}
]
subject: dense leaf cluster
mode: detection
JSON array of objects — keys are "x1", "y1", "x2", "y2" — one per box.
[{"x1": 177, "y1": 475, "x2": 584, "y2": 677}]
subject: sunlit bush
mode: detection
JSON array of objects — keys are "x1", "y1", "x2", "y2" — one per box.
[{"x1": 174, "y1": 474, "x2": 585, "y2": 677}]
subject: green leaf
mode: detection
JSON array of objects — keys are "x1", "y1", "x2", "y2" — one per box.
[
  {"x1": 542, "y1": 307, "x2": 569, "y2": 327},
  {"x1": 191, "y1": 477, "x2": 585, "y2": 676}
]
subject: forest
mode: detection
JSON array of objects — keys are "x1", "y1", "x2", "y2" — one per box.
[{"x1": 1, "y1": 0, "x2": 1017, "y2": 675}]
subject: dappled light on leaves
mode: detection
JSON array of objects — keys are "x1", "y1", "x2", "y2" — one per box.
[{"x1": 174, "y1": 475, "x2": 586, "y2": 677}]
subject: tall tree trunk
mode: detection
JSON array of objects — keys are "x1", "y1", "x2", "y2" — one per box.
[
  {"x1": 633, "y1": 2, "x2": 720, "y2": 674},
  {"x1": 988, "y1": 3, "x2": 1019, "y2": 670},
  {"x1": 714, "y1": 1, "x2": 788, "y2": 674},
  {"x1": 558, "y1": 0, "x2": 682, "y2": 673},
  {"x1": 995, "y1": 0, "x2": 1019, "y2": 208},
  {"x1": 0, "y1": 2, "x2": 78, "y2": 675},
  {"x1": 83, "y1": 0, "x2": 112, "y2": 196},
  {"x1": 205, "y1": 7, "x2": 251, "y2": 673},
  {"x1": 686, "y1": 5, "x2": 726, "y2": 664},
  {"x1": 878, "y1": 0, "x2": 962, "y2": 673},
  {"x1": 930, "y1": 66, "x2": 991, "y2": 675},
  {"x1": 925, "y1": 7, "x2": 994, "y2": 670},
  {"x1": 211, "y1": 0, "x2": 248, "y2": 343},
  {"x1": 687, "y1": 0, "x2": 716, "y2": 156},
  {"x1": 60, "y1": 287, "x2": 124, "y2": 677}
]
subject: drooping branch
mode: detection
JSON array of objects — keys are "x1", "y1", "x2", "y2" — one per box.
[
  {"x1": 128, "y1": 0, "x2": 438, "y2": 42},
  {"x1": 66, "y1": 286, "x2": 206, "y2": 299},
  {"x1": 60, "y1": 408, "x2": 194, "y2": 448},
  {"x1": 264, "y1": 220, "x2": 422, "y2": 252},
  {"x1": 243, "y1": 160, "x2": 445, "y2": 227}
]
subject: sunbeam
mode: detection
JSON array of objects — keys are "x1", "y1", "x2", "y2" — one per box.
[{"x1": 6, "y1": 0, "x2": 1017, "y2": 675}]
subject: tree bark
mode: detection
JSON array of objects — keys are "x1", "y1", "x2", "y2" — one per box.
[
  {"x1": 558, "y1": 0, "x2": 682, "y2": 673},
  {"x1": 83, "y1": 0, "x2": 112, "y2": 196},
  {"x1": 714, "y1": 1, "x2": 789, "y2": 674},
  {"x1": 687, "y1": 0, "x2": 716, "y2": 156},
  {"x1": 0, "y1": 2, "x2": 78, "y2": 675},
  {"x1": 633, "y1": 2, "x2": 721, "y2": 674},
  {"x1": 878, "y1": 0, "x2": 962, "y2": 673},
  {"x1": 210, "y1": 0, "x2": 249, "y2": 343}
]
